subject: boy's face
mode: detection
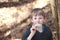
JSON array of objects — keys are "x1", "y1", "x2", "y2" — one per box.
[{"x1": 31, "y1": 15, "x2": 45, "y2": 25}]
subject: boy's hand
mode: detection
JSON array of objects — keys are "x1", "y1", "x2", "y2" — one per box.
[
  {"x1": 27, "y1": 26, "x2": 36, "y2": 40},
  {"x1": 30, "y1": 26, "x2": 37, "y2": 35}
]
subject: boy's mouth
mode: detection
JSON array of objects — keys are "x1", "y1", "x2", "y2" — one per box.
[{"x1": 34, "y1": 23, "x2": 42, "y2": 27}]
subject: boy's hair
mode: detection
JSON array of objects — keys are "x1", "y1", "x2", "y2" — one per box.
[{"x1": 31, "y1": 8, "x2": 46, "y2": 18}]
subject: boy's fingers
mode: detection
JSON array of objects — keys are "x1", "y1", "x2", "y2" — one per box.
[{"x1": 31, "y1": 27, "x2": 36, "y2": 31}]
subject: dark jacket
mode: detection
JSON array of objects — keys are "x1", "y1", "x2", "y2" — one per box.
[{"x1": 22, "y1": 24, "x2": 53, "y2": 40}]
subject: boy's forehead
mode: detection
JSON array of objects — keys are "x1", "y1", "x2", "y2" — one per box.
[
  {"x1": 32, "y1": 15, "x2": 44, "y2": 18},
  {"x1": 32, "y1": 15, "x2": 43, "y2": 17}
]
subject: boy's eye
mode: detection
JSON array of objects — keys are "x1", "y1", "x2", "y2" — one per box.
[
  {"x1": 39, "y1": 17, "x2": 42, "y2": 19},
  {"x1": 34, "y1": 18, "x2": 37, "y2": 19}
]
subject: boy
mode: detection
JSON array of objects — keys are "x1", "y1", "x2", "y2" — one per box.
[{"x1": 22, "y1": 8, "x2": 53, "y2": 40}]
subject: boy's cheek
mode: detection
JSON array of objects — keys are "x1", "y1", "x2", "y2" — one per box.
[
  {"x1": 39, "y1": 20, "x2": 44, "y2": 23},
  {"x1": 31, "y1": 20, "x2": 37, "y2": 24}
]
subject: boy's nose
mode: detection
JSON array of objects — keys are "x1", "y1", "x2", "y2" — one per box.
[{"x1": 36, "y1": 19, "x2": 40, "y2": 22}]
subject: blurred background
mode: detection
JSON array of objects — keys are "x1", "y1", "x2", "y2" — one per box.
[{"x1": 0, "y1": 0, "x2": 60, "y2": 40}]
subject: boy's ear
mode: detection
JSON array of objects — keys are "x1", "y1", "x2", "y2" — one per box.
[
  {"x1": 30, "y1": 18, "x2": 33, "y2": 22},
  {"x1": 31, "y1": 19, "x2": 34, "y2": 23},
  {"x1": 44, "y1": 18, "x2": 47, "y2": 23}
]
